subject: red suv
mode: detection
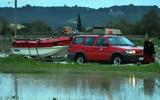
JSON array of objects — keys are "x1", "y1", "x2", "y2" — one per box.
[{"x1": 68, "y1": 35, "x2": 143, "y2": 64}]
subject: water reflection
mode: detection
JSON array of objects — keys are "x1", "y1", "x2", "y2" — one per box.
[
  {"x1": 129, "y1": 74, "x2": 136, "y2": 90},
  {"x1": 143, "y1": 79, "x2": 155, "y2": 95},
  {"x1": 0, "y1": 73, "x2": 160, "y2": 100}
]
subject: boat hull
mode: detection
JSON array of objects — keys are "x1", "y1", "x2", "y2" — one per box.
[{"x1": 11, "y1": 46, "x2": 69, "y2": 58}]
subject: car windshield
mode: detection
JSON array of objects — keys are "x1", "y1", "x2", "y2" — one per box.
[{"x1": 108, "y1": 37, "x2": 135, "y2": 46}]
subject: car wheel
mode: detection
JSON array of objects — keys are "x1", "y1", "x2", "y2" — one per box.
[
  {"x1": 111, "y1": 55, "x2": 122, "y2": 65},
  {"x1": 75, "y1": 54, "x2": 85, "y2": 64}
]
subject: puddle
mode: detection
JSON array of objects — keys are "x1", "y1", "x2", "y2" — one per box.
[{"x1": 0, "y1": 73, "x2": 160, "y2": 100}]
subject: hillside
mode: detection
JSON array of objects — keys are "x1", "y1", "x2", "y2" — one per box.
[{"x1": 0, "y1": 5, "x2": 160, "y2": 29}]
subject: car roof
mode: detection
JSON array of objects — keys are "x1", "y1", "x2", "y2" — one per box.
[{"x1": 75, "y1": 35, "x2": 123, "y2": 38}]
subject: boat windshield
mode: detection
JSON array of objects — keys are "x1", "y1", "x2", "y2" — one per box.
[{"x1": 108, "y1": 37, "x2": 135, "y2": 46}]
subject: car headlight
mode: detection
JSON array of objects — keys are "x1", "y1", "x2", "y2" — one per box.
[{"x1": 125, "y1": 50, "x2": 136, "y2": 54}]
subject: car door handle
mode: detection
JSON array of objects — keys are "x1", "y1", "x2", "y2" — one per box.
[
  {"x1": 99, "y1": 48, "x2": 103, "y2": 52},
  {"x1": 81, "y1": 47, "x2": 84, "y2": 49}
]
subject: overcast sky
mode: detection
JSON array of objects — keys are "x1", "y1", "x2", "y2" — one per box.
[{"x1": 0, "y1": 0, "x2": 159, "y2": 8}]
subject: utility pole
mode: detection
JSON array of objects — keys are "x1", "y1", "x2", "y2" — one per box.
[
  {"x1": 14, "y1": 1, "x2": 18, "y2": 99},
  {"x1": 14, "y1": 0, "x2": 17, "y2": 38}
]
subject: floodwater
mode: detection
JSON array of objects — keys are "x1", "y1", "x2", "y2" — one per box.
[{"x1": 0, "y1": 73, "x2": 160, "y2": 100}]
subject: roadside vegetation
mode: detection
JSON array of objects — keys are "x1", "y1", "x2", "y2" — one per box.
[
  {"x1": 0, "y1": 55, "x2": 160, "y2": 76},
  {"x1": 0, "y1": 39, "x2": 11, "y2": 52}
]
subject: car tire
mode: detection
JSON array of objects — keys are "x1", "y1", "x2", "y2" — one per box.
[
  {"x1": 111, "y1": 55, "x2": 122, "y2": 65},
  {"x1": 75, "y1": 54, "x2": 85, "y2": 64}
]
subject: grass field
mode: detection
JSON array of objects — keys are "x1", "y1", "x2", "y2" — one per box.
[{"x1": 0, "y1": 55, "x2": 160, "y2": 77}]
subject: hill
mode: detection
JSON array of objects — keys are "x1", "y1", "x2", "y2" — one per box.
[{"x1": 0, "y1": 5, "x2": 160, "y2": 29}]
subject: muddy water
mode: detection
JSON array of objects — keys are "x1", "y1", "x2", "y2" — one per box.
[{"x1": 0, "y1": 73, "x2": 160, "y2": 100}]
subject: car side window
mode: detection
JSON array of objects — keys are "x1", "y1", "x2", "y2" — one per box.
[
  {"x1": 96, "y1": 38, "x2": 108, "y2": 46},
  {"x1": 84, "y1": 37, "x2": 95, "y2": 46},
  {"x1": 72, "y1": 37, "x2": 84, "y2": 44}
]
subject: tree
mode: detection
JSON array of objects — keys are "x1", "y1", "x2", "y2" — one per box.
[
  {"x1": 109, "y1": 19, "x2": 134, "y2": 34},
  {"x1": 0, "y1": 16, "x2": 10, "y2": 35},
  {"x1": 19, "y1": 23, "x2": 31, "y2": 34},
  {"x1": 77, "y1": 14, "x2": 83, "y2": 32},
  {"x1": 133, "y1": 22, "x2": 142, "y2": 35},
  {"x1": 23, "y1": 4, "x2": 32, "y2": 8},
  {"x1": 137, "y1": 9, "x2": 160, "y2": 37},
  {"x1": 20, "y1": 20, "x2": 53, "y2": 35},
  {"x1": 56, "y1": 26, "x2": 65, "y2": 36}
]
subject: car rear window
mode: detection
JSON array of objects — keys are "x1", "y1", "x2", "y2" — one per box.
[
  {"x1": 72, "y1": 37, "x2": 84, "y2": 44},
  {"x1": 96, "y1": 38, "x2": 107, "y2": 46},
  {"x1": 84, "y1": 37, "x2": 96, "y2": 46}
]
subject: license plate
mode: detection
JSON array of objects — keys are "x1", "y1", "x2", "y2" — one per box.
[{"x1": 139, "y1": 57, "x2": 144, "y2": 60}]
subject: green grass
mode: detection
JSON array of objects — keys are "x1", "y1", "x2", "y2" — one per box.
[{"x1": 0, "y1": 55, "x2": 160, "y2": 77}]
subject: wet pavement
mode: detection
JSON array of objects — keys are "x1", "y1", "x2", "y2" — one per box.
[{"x1": 0, "y1": 73, "x2": 160, "y2": 100}]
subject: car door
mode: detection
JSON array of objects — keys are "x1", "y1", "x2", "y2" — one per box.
[
  {"x1": 70, "y1": 37, "x2": 85, "y2": 52},
  {"x1": 83, "y1": 37, "x2": 99, "y2": 61},
  {"x1": 94, "y1": 37, "x2": 112, "y2": 61}
]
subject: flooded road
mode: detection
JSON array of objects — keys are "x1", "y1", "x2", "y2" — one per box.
[{"x1": 0, "y1": 73, "x2": 160, "y2": 100}]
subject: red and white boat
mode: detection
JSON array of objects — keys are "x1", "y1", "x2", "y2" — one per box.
[{"x1": 11, "y1": 37, "x2": 72, "y2": 58}]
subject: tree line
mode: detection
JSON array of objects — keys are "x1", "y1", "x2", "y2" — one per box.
[
  {"x1": 0, "y1": 19, "x2": 53, "y2": 36},
  {"x1": 0, "y1": 9, "x2": 160, "y2": 37},
  {"x1": 106, "y1": 9, "x2": 160, "y2": 37}
]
